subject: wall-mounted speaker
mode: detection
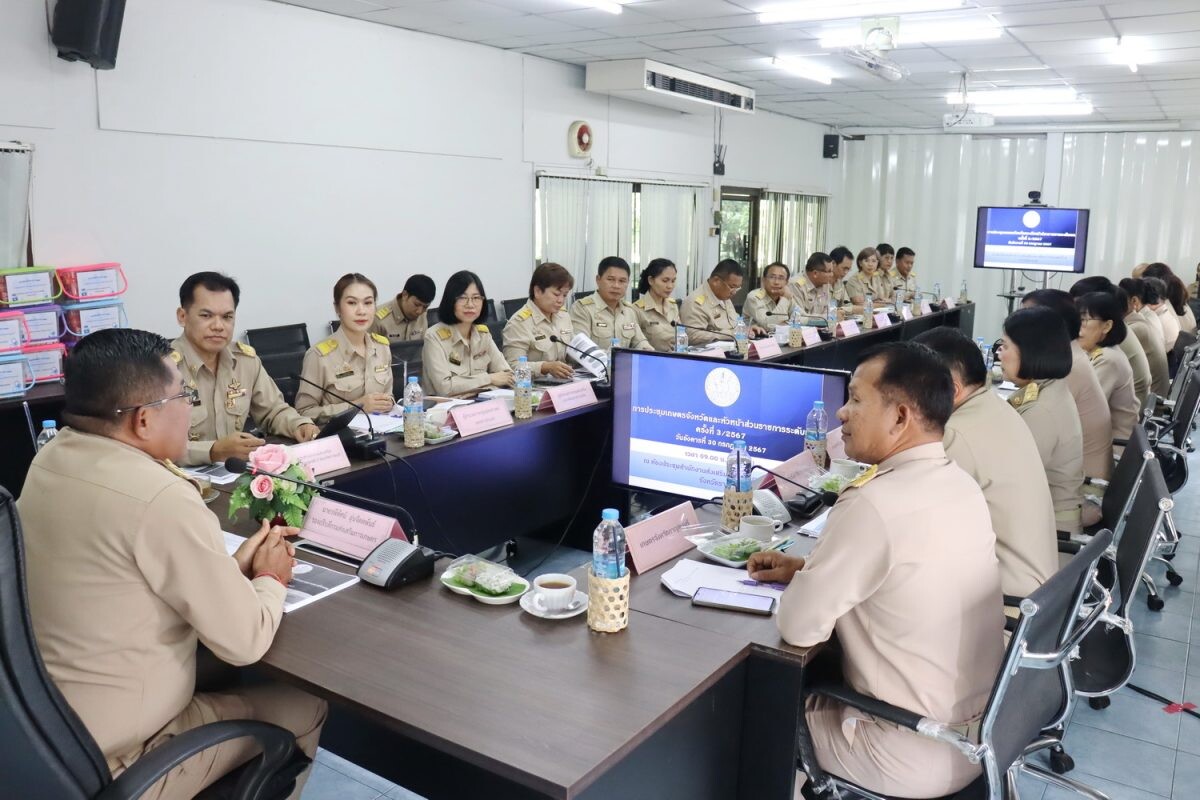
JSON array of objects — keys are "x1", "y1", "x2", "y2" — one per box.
[
  {"x1": 52, "y1": 0, "x2": 126, "y2": 70},
  {"x1": 823, "y1": 134, "x2": 840, "y2": 159}
]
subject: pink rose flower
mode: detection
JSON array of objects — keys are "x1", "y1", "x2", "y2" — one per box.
[
  {"x1": 249, "y1": 474, "x2": 275, "y2": 500},
  {"x1": 249, "y1": 443, "x2": 290, "y2": 474}
]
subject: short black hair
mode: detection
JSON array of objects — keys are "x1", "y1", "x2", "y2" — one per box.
[
  {"x1": 1143, "y1": 263, "x2": 1188, "y2": 314},
  {"x1": 711, "y1": 259, "x2": 744, "y2": 280},
  {"x1": 63, "y1": 329, "x2": 175, "y2": 426},
  {"x1": 856, "y1": 341, "x2": 954, "y2": 432},
  {"x1": 913, "y1": 327, "x2": 987, "y2": 389},
  {"x1": 598, "y1": 256, "x2": 631, "y2": 276},
  {"x1": 876, "y1": 243, "x2": 895, "y2": 257},
  {"x1": 436, "y1": 270, "x2": 488, "y2": 326},
  {"x1": 403, "y1": 274, "x2": 437, "y2": 304},
  {"x1": 179, "y1": 271, "x2": 240, "y2": 309},
  {"x1": 829, "y1": 246, "x2": 854, "y2": 264},
  {"x1": 1076, "y1": 291, "x2": 1127, "y2": 348},
  {"x1": 763, "y1": 261, "x2": 790, "y2": 279},
  {"x1": 1069, "y1": 275, "x2": 1116, "y2": 298},
  {"x1": 805, "y1": 252, "x2": 830, "y2": 274},
  {"x1": 896, "y1": 247, "x2": 915, "y2": 261},
  {"x1": 1142, "y1": 276, "x2": 1167, "y2": 306},
  {"x1": 1023, "y1": 288, "x2": 1082, "y2": 339},
  {"x1": 636, "y1": 258, "x2": 676, "y2": 295},
  {"x1": 1003, "y1": 306, "x2": 1073, "y2": 381}
]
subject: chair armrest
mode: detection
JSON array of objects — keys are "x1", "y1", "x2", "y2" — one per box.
[
  {"x1": 96, "y1": 720, "x2": 299, "y2": 800},
  {"x1": 1059, "y1": 540, "x2": 1083, "y2": 555},
  {"x1": 1004, "y1": 616, "x2": 1019, "y2": 634},
  {"x1": 1003, "y1": 594, "x2": 1025, "y2": 607},
  {"x1": 1112, "y1": 439, "x2": 1129, "y2": 448},
  {"x1": 808, "y1": 683, "x2": 923, "y2": 731},
  {"x1": 1084, "y1": 476, "x2": 1111, "y2": 489}
]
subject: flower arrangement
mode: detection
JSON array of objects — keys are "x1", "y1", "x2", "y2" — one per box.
[{"x1": 227, "y1": 444, "x2": 316, "y2": 527}]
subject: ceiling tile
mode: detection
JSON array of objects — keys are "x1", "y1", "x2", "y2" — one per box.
[
  {"x1": 282, "y1": 0, "x2": 386, "y2": 15},
  {"x1": 1114, "y1": 12, "x2": 1200, "y2": 36},
  {"x1": 992, "y1": 6, "x2": 1105, "y2": 26},
  {"x1": 1006, "y1": 20, "x2": 1118, "y2": 43},
  {"x1": 630, "y1": 0, "x2": 756, "y2": 21},
  {"x1": 1103, "y1": 0, "x2": 1200, "y2": 17}
]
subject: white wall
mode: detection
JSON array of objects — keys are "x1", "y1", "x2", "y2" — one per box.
[{"x1": 0, "y1": 0, "x2": 834, "y2": 342}]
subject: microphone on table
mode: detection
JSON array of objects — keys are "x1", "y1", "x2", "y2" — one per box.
[
  {"x1": 549, "y1": 335, "x2": 610, "y2": 384},
  {"x1": 224, "y1": 457, "x2": 437, "y2": 587},
  {"x1": 292, "y1": 374, "x2": 387, "y2": 459},
  {"x1": 674, "y1": 324, "x2": 746, "y2": 360},
  {"x1": 751, "y1": 464, "x2": 839, "y2": 515},
  {"x1": 766, "y1": 312, "x2": 828, "y2": 327}
]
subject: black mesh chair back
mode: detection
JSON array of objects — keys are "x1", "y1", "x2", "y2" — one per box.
[
  {"x1": 258, "y1": 352, "x2": 305, "y2": 407},
  {"x1": 486, "y1": 319, "x2": 505, "y2": 349},
  {"x1": 1098, "y1": 425, "x2": 1153, "y2": 533},
  {"x1": 389, "y1": 340, "x2": 424, "y2": 390},
  {"x1": 502, "y1": 298, "x2": 527, "y2": 319},
  {"x1": 244, "y1": 324, "x2": 309, "y2": 356},
  {"x1": 426, "y1": 308, "x2": 438, "y2": 325},
  {"x1": 1165, "y1": 367, "x2": 1200, "y2": 449},
  {"x1": 572, "y1": 290, "x2": 594, "y2": 303},
  {"x1": 981, "y1": 530, "x2": 1114, "y2": 786},
  {"x1": 0, "y1": 486, "x2": 110, "y2": 799},
  {"x1": 1169, "y1": 331, "x2": 1197, "y2": 378}
]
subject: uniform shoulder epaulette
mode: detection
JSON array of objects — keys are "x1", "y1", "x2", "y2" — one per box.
[
  {"x1": 580, "y1": 295, "x2": 595, "y2": 306},
  {"x1": 376, "y1": 306, "x2": 392, "y2": 320},
  {"x1": 694, "y1": 294, "x2": 707, "y2": 305},
  {"x1": 1009, "y1": 381, "x2": 1040, "y2": 408},
  {"x1": 475, "y1": 323, "x2": 490, "y2": 333},
  {"x1": 236, "y1": 341, "x2": 256, "y2": 357},
  {"x1": 667, "y1": 297, "x2": 677, "y2": 304},
  {"x1": 886, "y1": 268, "x2": 899, "y2": 279},
  {"x1": 160, "y1": 458, "x2": 203, "y2": 495},
  {"x1": 516, "y1": 307, "x2": 533, "y2": 320},
  {"x1": 314, "y1": 338, "x2": 338, "y2": 356},
  {"x1": 370, "y1": 332, "x2": 389, "y2": 346},
  {"x1": 1089, "y1": 347, "x2": 1103, "y2": 362},
  {"x1": 840, "y1": 463, "x2": 881, "y2": 493},
  {"x1": 633, "y1": 297, "x2": 647, "y2": 309},
  {"x1": 169, "y1": 350, "x2": 183, "y2": 364},
  {"x1": 436, "y1": 326, "x2": 451, "y2": 340},
  {"x1": 622, "y1": 299, "x2": 636, "y2": 308},
  {"x1": 752, "y1": 288, "x2": 766, "y2": 299}
]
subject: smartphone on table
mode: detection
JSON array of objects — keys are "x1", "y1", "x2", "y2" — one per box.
[{"x1": 691, "y1": 587, "x2": 776, "y2": 616}]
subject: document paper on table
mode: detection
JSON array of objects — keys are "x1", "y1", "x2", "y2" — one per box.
[
  {"x1": 223, "y1": 532, "x2": 359, "y2": 613},
  {"x1": 347, "y1": 412, "x2": 405, "y2": 434},
  {"x1": 660, "y1": 559, "x2": 784, "y2": 612}
]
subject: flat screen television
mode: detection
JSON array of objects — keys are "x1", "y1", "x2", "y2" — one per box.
[
  {"x1": 611, "y1": 349, "x2": 849, "y2": 502},
  {"x1": 973, "y1": 206, "x2": 1090, "y2": 273}
]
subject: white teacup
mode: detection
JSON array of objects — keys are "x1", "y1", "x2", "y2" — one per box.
[
  {"x1": 532, "y1": 573, "x2": 577, "y2": 613},
  {"x1": 739, "y1": 514, "x2": 785, "y2": 541},
  {"x1": 830, "y1": 458, "x2": 869, "y2": 479}
]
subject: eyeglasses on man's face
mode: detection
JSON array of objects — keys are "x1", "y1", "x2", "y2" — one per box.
[{"x1": 114, "y1": 386, "x2": 201, "y2": 416}]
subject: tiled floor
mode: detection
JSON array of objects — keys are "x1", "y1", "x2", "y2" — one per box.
[{"x1": 303, "y1": 483, "x2": 1200, "y2": 800}]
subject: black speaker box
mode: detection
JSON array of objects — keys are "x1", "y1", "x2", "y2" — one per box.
[
  {"x1": 52, "y1": 0, "x2": 126, "y2": 70},
  {"x1": 823, "y1": 134, "x2": 840, "y2": 159}
]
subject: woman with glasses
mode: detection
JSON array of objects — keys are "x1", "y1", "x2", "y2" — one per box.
[
  {"x1": 502, "y1": 262, "x2": 576, "y2": 378},
  {"x1": 845, "y1": 246, "x2": 892, "y2": 308},
  {"x1": 1076, "y1": 292, "x2": 1138, "y2": 448},
  {"x1": 742, "y1": 261, "x2": 794, "y2": 331},
  {"x1": 632, "y1": 257, "x2": 680, "y2": 352},
  {"x1": 997, "y1": 307, "x2": 1084, "y2": 536},
  {"x1": 296, "y1": 273, "x2": 395, "y2": 425},
  {"x1": 423, "y1": 270, "x2": 513, "y2": 396}
]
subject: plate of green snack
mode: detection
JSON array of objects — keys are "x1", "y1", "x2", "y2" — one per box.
[
  {"x1": 439, "y1": 555, "x2": 530, "y2": 605},
  {"x1": 698, "y1": 535, "x2": 766, "y2": 568}
]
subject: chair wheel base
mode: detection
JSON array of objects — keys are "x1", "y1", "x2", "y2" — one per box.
[
  {"x1": 1049, "y1": 749, "x2": 1075, "y2": 775},
  {"x1": 1089, "y1": 696, "x2": 1111, "y2": 710},
  {"x1": 1167, "y1": 570, "x2": 1184, "y2": 586},
  {"x1": 1164, "y1": 553, "x2": 1176, "y2": 562},
  {"x1": 1148, "y1": 595, "x2": 1166, "y2": 611}
]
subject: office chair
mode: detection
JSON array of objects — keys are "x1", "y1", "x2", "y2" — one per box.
[
  {"x1": 796, "y1": 531, "x2": 1114, "y2": 800},
  {"x1": 389, "y1": 340, "x2": 423, "y2": 390},
  {"x1": 244, "y1": 324, "x2": 309, "y2": 356},
  {"x1": 502, "y1": 297, "x2": 527, "y2": 319},
  {"x1": 1168, "y1": 331, "x2": 1196, "y2": 378},
  {"x1": 1085, "y1": 424, "x2": 1154, "y2": 540},
  {"x1": 572, "y1": 290, "x2": 594, "y2": 303},
  {"x1": 426, "y1": 308, "x2": 438, "y2": 325},
  {"x1": 0, "y1": 487, "x2": 309, "y2": 800},
  {"x1": 486, "y1": 319, "x2": 506, "y2": 349}
]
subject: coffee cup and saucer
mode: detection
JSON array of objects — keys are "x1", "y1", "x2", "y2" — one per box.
[{"x1": 519, "y1": 573, "x2": 588, "y2": 620}]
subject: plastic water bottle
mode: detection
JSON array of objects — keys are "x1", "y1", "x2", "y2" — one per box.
[
  {"x1": 35, "y1": 420, "x2": 57, "y2": 451},
  {"x1": 976, "y1": 337, "x2": 994, "y2": 374},
  {"x1": 959, "y1": 280, "x2": 969, "y2": 302},
  {"x1": 914, "y1": 284, "x2": 923, "y2": 315},
  {"x1": 933, "y1": 282, "x2": 942, "y2": 301},
  {"x1": 722, "y1": 439, "x2": 754, "y2": 531},
  {"x1": 514, "y1": 356, "x2": 533, "y2": 420},
  {"x1": 805, "y1": 401, "x2": 828, "y2": 469},
  {"x1": 893, "y1": 288, "x2": 904, "y2": 309},
  {"x1": 788, "y1": 304, "x2": 804, "y2": 348},
  {"x1": 592, "y1": 508, "x2": 627, "y2": 579},
  {"x1": 402, "y1": 376, "x2": 425, "y2": 449},
  {"x1": 863, "y1": 291, "x2": 874, "y2": 329},
  {"x1": 733, "y1": 316, "x2": 749, "y2": 355},
  {"x1": 674, "y1": 325, "x2": 689, "y2": 353},
  {"x1": 826, "y1": 295, "x2": 838, "y2": 329}
]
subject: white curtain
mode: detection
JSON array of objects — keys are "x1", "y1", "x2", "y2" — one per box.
[
  {"x1": 584, "y1": 180, "x2": 634, "y2": 292},
  {"x1": 1059, "y1": 132, "x2": 1200, "y2": 279},
  {"x1": 638, "y1": 183, "x2": 698, "y2": 297},
  {"x1": 827, "y1": 134, "x2": 1046, "y2": 342},
  {"x1": 757, "y1": 192, "x2": 827, "y2": 274},
  {"x1": 0, "y1": 144, "x2": 33, "y2": 267},
  {"x1": 537, "y1": 177, "x2": 634, "y2": 292}
]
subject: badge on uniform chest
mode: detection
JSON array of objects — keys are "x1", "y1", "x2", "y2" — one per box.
[
  {"x1": 449, "y1": 353, "x2": 462, "y2": 365},
  {"x1": 335, "y1": 367, "x2": 354, "y2": 379},
  {"x1": 225, "y1": 379, "x2": 245, "y2": 410}
]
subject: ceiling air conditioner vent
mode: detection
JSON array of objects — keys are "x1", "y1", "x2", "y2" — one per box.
[{"x1": 586, "y1": 59, "x2": 755, "y2": 115}]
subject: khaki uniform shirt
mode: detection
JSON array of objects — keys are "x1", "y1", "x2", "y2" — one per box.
[
  {"x1": 569, "y1": 295, "x2": 651, "y2": 353},
  {"x1": 778, "y1": 442, "x2": 1004, "y2": 798},
  {"x1": 945, "y1": 386, "x2": 1057, "y2": 597},
  {"x1": 888, "y1": 268, "x2": 918, "y2": 301},
  {"x1": 1009, "y1": 379, "x2": 1084, "y2": 535},
  {"x1": 370, "y1": 297, "x2": 427, "y2": 343},
  {"x1": 1126, "y1": 312, "x2": 1170, "y2": 397},
  {"x1": 1142, "y1": 305, "x2": 1167, "y2": 344},
  {"x1": 171, "y1": 335, "x2": 313, "y2": 466},
  {"x1": 501, "y1": 301, "x2": 573, "y2": 372},
  {"x1": 1180, "y1": 305, "x2": 1197, "y2": 336},
  {"x1": 1154, "y1": 304, "x2": 1181, "y2": 351},
  {"x1": 742, "y1": 288, "x2": 792, "y2": 330},
  {"x1": 1090, "y1": 346, "x2": 1138, "y2": 446},
  {"x1": 845, "y1": 271, "x2": 893, "y2": 304},
  {"x1": 678, "y1": 286, "x2": 738, "y2": 347},
  {"x1": 422, "y1": 322, "x2": 510, "y2": 396},
  {"x1": 787, "y1": 276, "x2": 832, "y2": 318},
  {"x1": 831, "y1": 278, "x2": 851, "y2": 307},
  {"x1": 1118, "y1": 332, "x2": 1153, "y2": 407},
  {"x1": 1067, "y1": 343, "x2": 1113, "y2": 480},
  {"x1": 295, "y1": 327, "x2": 394, "y2": 425},
  {"x1": 632, "y1": 294, "x2": 680, "y2": 352},
  {"x1": 17, "y1": 428, "x2": 285, "y2": 772}
]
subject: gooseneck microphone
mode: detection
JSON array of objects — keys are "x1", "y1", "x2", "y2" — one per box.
[
  {"x1": 292, "y1": 373, "x2": 387, "y2": 458},
  {"x1": 766, "y1": 312, "x2": 828, "y2": 327},
  {"x1": 549, "y1": 335, "x2": 610, "y2": 383},
  {"x1": 674, "y1": 323, "x2": 746, "y2": 360},
  {"x1": 751, "y1": 464, "x2": 839, "y2": 508}
]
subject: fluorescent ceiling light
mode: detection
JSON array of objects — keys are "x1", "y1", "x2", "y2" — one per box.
[
  {"x1": 975, "y1": 102, "x2": 1093, "y2": 118},
  {"x1": 946, "y1": 88, "x2": 1077, "y2": 105},
  {"x1": 1110, "y1": 37, "x2": 1148, "y2": 73},
  {"x1": 579, "y1": 0, "x2": 624, "y2": 13},
  {"x1": 772, "y1": 56, "x2": 834, "y2": 85},
  {"x1": 758, "y1": 0, "x2": 963, "y2": 24},
  {"x1": 819, "y1": 20, "x2": 1001, "y2": 48}
]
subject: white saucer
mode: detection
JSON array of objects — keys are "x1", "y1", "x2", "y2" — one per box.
[{"x1": 519, "y1": 590, "x2": 588, "y2": 620}]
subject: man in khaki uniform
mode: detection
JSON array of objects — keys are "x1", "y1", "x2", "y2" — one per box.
[
  {"x1": 680, "y1": 259, "x2": 765, "y2": 346},
  {"x1": 18, "y1": 328, "x2": 325, "y2": 800},
  {"x1": 295, "y1": 326, "x2": 395, "y2": 425},
  {"x1": 789, "y1": 253, "x2": 836, "y2": 318},
  {"x1": 748, "y1": 342, "x2": 1003, "y2": 799},
  {"x1": 172, "y1": 273, "x2": 318, "y2": 466},
  {"x1": 569, "y1": 257, "x2": 653, "y2": 353},
  {"x1": 743, "y1": 262, "x2": 794, "y2": 329},
  {"x1": 916, "y1": 327, "x2": 1057, "y2": 597},
  {"x1": 829, "y1": 247, "x2": 853, "y2": 307},
  {"x1": 372, "y1": 274, "x2": 436, "y2": 343},
  {"x1": 889, "y1": 246, "x2": 918, "y2": 301}
]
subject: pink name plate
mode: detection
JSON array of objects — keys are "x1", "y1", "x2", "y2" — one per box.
[
  {"x1": 537, "y1": 380, "x2": 599, "y2": 413},
  {"x1": 758, "y1": 449, "x2": 821, "y2": 502},
  {"x1": 920, "y1": 300, "x2": 933, "y2": 315},
  {"x1": 749, "y1": 336, "x2": 782, "y2": 359},
  {"x1": 625, "y1": 501, "x2": 700, "y2": 574},
  {"x1": 450, "y1": 398, "x2": 513, "y2": 437},
  {"x1": 900, "y1": 305, "x2": 914, "y2": 321},
  {"x1": 873, "y1": 312, "x2": 892, "y2": 329},
  {"x1": 300, "y1": 496, "x2": 406, "y2": 561},
  {"x1": 801, "y1": 326, "x2": 821, "y2": 346},
  {"x1": 288, "y1": 436, "x2": 351, "y2": 478},
  {"x1": 836, "y1": 320, "x2": 859, "y2": 338},
  {"x1": 944, "y1": 297, "x2": 957, "y2": 308}
]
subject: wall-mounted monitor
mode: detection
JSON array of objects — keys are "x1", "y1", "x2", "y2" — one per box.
[
  {"x1": 973, "y1": 206, "x2": 1090, "y2": 273},
  {"x1": 611, "y1": 350, "x2": 849, "y2": 502}
]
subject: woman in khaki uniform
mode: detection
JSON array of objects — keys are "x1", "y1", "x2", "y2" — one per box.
[
  {"x1": 845, "y1": 246, "x2": 893, "y2": 306},
  {"x1": 296, "y1": 273, "x2": 395, "y2": 425},
  {"x1": 742, "y1": 262, "x2": 794, "y2": 330},
  {"x1": 502, "y1": 262, "x2": 575, "y2": 378},
  {"x1": 1076, "y1": 292, "x2": 1138, "y2": 447},
  {"x1": 998, "y1": 307, "x2": 1084, "y2": 536},
  {"x1": 632, "y1": 258, "x2": 681, "y2": 352},
  {"x1": 423, "y1": 270, "x2": 513, "y2": 396}
]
